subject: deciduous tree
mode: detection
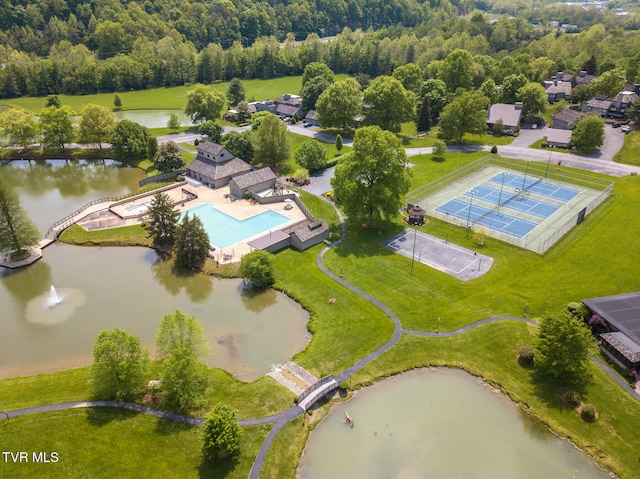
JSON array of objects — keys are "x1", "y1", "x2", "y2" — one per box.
[
  {"x1": 221, "y1": 130, "x2": 254, "y2": 161},
  {"x1": 571, "y1": 116, "x2": 604, "y2": 153},
  {"x1": 239, "y1": 250, "x2": 275, "y2": 288},
  {"x1": 167, "y1": 113, "x2": 182, "y2": 132},
  {"x1": 201, "y1": 404, "x2": 243, "y2": 461},
  {"x1": 0, "y1": 108, "x2": 40, "y2": 149},
  {"x1": 295, "y1": 140, "x2": 327, "y2": 171},
  {"x1": 78, "y1": 104, "x2": 115, "y2": 149},
  {"x1": 535, "y1": 310, "x2": 594, "y2": 382},
  {"x1": 592, "y1": 68, "x2": 626, "y2": 98},
  {"x1": 439, "y1": 91, "x2": 489, "y2": 143},
  {"x1": 153, "y1": 140, "x2": 185, "y2": 173},
  {"x1": 301, "y1": 75, "x2": 331, "y2": 112},
  {"x1": 111, "y1": 120, "x2": 151, "y2": 159},
  {"x1": 253, "y1": 114, "x2": 291, "y2": 168},
  {"x1": 331, "y1": 126, "x2": 411, "y2": 224},
  {"x1": 144, "y1": 191, "x2": 179, "y2": 248},
  {"x1": 185, "y1": 84, "x2": 226, "y2": 124},
  {"x1": 39, "y1": 105, "x2": 75, "y2": 150},
  {"x1": 392, "y1": 63, "x2": 423, "y2": 94},
  {"x1": 161, "y1": 346, "x2": 209, "y2": 412},
  {"x1": 516, "y1": 82, "x2": 548, "y2": 119},
  {"x1": 316, "y1": 78, "x2": 363, "y2": 132},
  {"x1": 91, "y1": 328, "x2": 149, "y2": 401},
  {"x1": 439, "y1": 49, "x2": 475, "y2": 92},
  {"x1": 199, "y1": 120, "x2": 223, "y2": 143},
  {"x1": 0, "y1": 176, "x2": 40, "y2": 258},
  {"x1": 500, "y1": 73, "x2": 528, "y2": 104},
  {"x1": 301, "y1": 62, "x2": 334, "y2": 89},
  {"x1": 363, "y1": 76, "x2": 415, "y2": 133},
  {"x1": 173, "y1": 213, "x2": 210, "y2": 269},
  {"x1": 156, "y1": 310, "x2": 209, "y2": 362}
]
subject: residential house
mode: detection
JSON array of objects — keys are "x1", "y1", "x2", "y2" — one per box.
[
  {"x1": 228, "y1": 168, "x2": 277, "y2": 199},
  {"x1": 573, "y1": 70, "x2": 597, "y2": 87},
  {"x1": 552, "y1": 108, "x2": 584, "y2": 130},
  {"x1": 544, "y1": 80, "x2": 572, "y2": 103},
  {"x1": 545, "y1": 129, "x2": 572, "y2": 148},
  {"x1": 582, "y1": 292, "x2": 640, "y2": 371},
  {"x1": 487, "y1": 102, "x2": 523, "y2": 133},
  {"x1": 186, "y1": 139, "x2": 253, "y2": 188},
  {"x1": 608, "y1": 90, "x2": 639, "y2": 119},
  {"x1": 581, "y1": 96, "x2": 612, "y2": 117},
  {"x1": 274, "y1": 93, "x2": 304, "y2": 119},
  {"x1": 304, "y1": 110, "x2": 320, "y2": 127}
]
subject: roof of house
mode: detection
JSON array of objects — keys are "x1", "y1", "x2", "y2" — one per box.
[
  {"x1": 276, "y1": 104, "x2": 301, "y2": 117},
  {"x1": 275, "y1": 93, "x2": 302, "y2": 106},
  {"x1": 197, "y1": 138, "x2": 227, "y2": 157},
  {"x1": 187, "y1": 156, "x2": 252, "y2": 181},
  {"x1": 231, "y1": 168, "x2": 276, "y2": 189},
  {"x1": 553, "y1": 108, "x2": 584, "y2": 126},
  {"x1": 546, "y1": 129, "x2": 572, "y2": 144},
  {"x1": 247, "y1": 230, "x2": 290, "y2": 250},
  {"x1": 583, "y1": 292, "x2": 640, "y2": 347},
  {"x1": 575, "y1": 70, "x2": 597, "y2": 85},
  {"x1": 487, "y1": 103, "x2": 523, "y2": 128},
  {"x1": 611, "y1": 91, "x2": 639, "y2": 109},
  {"x1": 545, "y1": 81, "x2": 572, "y2": 96},
  {"x1": 601, "y1": 332, "x2": 640, "y2": 363},
  {"x1": 584, "y1": 98, "x2": 612, "y2": 110},
  {"x1": 290, "y1": 220, "x2": 328, "y2": 242},
  {"x1": 305, "y1": 110, "x2": 317, "y2": 121}
]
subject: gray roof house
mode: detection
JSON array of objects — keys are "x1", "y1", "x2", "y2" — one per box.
[
  {"x1": 186, "y1": 139, "x2": 253, "y2": 188},
  {"x1": 305, "y1": 110, "x2": 319, "y2": 126},
  {"x1": 608, "y1": 91, "x2": 640, "y2": 119},
  {"x1": 545, "y1": 128, "x2": 572, "y2": 148},
  {"x1": 552, "y1": 108, "x2": 585, "y2": 130},
  {"x1": 573, "y1": 70, "x2": 597, "y2": 87},
  {"x1": 544, "y1": 80, "x2": 572, "y2": 103},
  {"x1": 581, "y1": 96, "x2": 613, "y2": 117},
  {"x1": 487, "y1": 102, "x2": 523, "y2": 132},
  {"x1": 583, "y1": 292, "x2": 640, "y2": 371},
  {"x1": 229, "y1": 168, "x2": 277, "y2": 198}
]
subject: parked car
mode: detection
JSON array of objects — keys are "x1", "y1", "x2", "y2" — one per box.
[
  {"x1": 612, "y1": 122, "x2": 621, "y2": 128},
  {"x1": 621, "y1": 126, "x2": 632, "y2": 133}
]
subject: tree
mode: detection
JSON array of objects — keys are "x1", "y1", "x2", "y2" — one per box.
[
  {"x1": 625, "y1": 98, "x2": 640, "y2": 124},
  {"x1": 185, "y1": 84, "x2": 226, "y2": 124},
  {"x1": 315, "y1": 78, "x2": 363, "y2": 132},
  {"x1": 535, "y1": 310, "x2": 594, "y2": 382},
  {"x1": 221, "y1": 130, "x2": 254, "y2": 161},
  {"x1": 147, "y1": 137, "x2": 158, "y2": 159},
  {"x1": 363, "y1": 76, "x2": 416, "y2": 133},
  {"x1": 154, "y1": 140, "x2": 185, "y2": 173},
  {"x1": 156, "y1": 310, "x2": 209, "y2": 361},
  {"x1": 420, "y1": 79, "x2": 449, "y2": 121},
  {"x1": 592, "y1": 68, "x2": 625, "y2": 98},
  {"x1": 335, "y1": 134, "x2": 343, "y2": 152},
  {"x1": 113, "y1": 94, "x2": 122, "y2": 110},
  {"x1": 432, "y1": 140, "x2": 446, "y2": 158},
  {"x1": 416, "y1": 95, "x2": 432, "y2": 133},
  {"x1": 167, "y1": 113, "x2": 182, "y2": 132},
  {"x1": 582, "y1": 54, "x2": 597, "y2": 76},
  {"x1": 295, "y1": 140, "x2": 327, "y2": 171},
  {"x1": 78, "y1": 104, "x2": 115, "y2": 149},
  {"x1": 301, "y1": 62, "x2": 334, "y2": 89},
  {"x1": 236, "y1": 101, "x2": 251, "y2": 123},
  {"x1": 331, "y1": 126, "x2": 411, "y2": 224},
  {"x1": 301, "y1": 75, "x2": 331, "y2": 112},
  {"x1": 392, "y1": 63, "x2": 423, "y2": 95},
  {"x1": 480, "y1": 78, "x2": 499, "y2": 104},
  {"x1": 39, "y1": 105, "x2": 75, "y2": 150},
  {"x1": 500, "y1": 74, "x2": 528, "y2": 104},
  {"x1": 226, "y1": 77, "x2": 246, "y2": 106},
  {"x1": 144, "y1": 191, "x2": 179, "y2": 248},
  {"x1": 161, "y1": 346, "x2": 209, "y2": 412},
  {"x1": 199, "y1": 120, "x2": 223, "y2": 143},
  {"x1": 46, "y1": 95, "x2": 61, "y2": 108},
  {"x1": 439, "y1": 49, "x2": 475, "y2": 92},
  {"x1": 111, "y1": 120, "x2": 151, "y2": 159},
  {"x1": 201, "y1": 404, "x2": 243, "y2": 461},
  {"x1": 0, "y1": 176, "x2": 40, "y2": 258},
  {"x1": 239, "y1": 250, "x2": 275, "y2": 288},
  {"x1": 439, "y1": 91, "x2": 490, "y2": 143},
  {"x1": 516, "y1": 82, "x2": 548, "y2": 119},
  {"x1": 91, "y1": 328, "x2": 149, "y2": 401},
  {"x1": 0, "y1": 108, "x2": 40, "y2": 149},
  {"x1": 253, "y1": 114, "x2": 291, "y2": 168},
  {"x1": 173, "y1": 213, "x2": 210, "y2": 269},
  {"x1": 571, "y1": 84, "x2": 593, "y2": 105},
  {"x1": 572, "y1": 116, "x2": 605, "y2": 153}
]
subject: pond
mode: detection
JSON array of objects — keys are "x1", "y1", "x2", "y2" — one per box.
[
  {"x1": 297, "y1": 369, "x2": 610, "y2": 479},
  {"x1": 113, "y1": 109, "x2": 195, "y2": 129},
  {"x1": 0, "y1": 160, "x2": 309, "y2": 381}
]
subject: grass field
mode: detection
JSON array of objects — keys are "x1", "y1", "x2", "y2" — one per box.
[{"x1": 615, "y1": 129, "x2": 640, "y2": 166}]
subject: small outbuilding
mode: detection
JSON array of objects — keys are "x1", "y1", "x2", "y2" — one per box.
[
  {"x1": 406, "y1": 204, "x2": 426, "y2": 226},
  {"x1": 229, "y1": 168, "x2": 277, "y2": 199},
  {"x1": 545, "y1": 129, "x2": 572, "y2": 148}
]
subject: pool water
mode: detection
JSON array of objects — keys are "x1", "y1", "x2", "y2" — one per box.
[
  {"x1": 124, "y1": 201, "x2": 151, "y2": 214},
  {"x1": 181, "y1": 203, "x2": 290, "y2": 249}
]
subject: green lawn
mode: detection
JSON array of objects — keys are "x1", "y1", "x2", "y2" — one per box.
[
  {"x1": 399, "y1": 122, "x2": 515, "y2": 148},
  {"x1": 615, "y1": 130, "x2": 640, "y2": 166}
]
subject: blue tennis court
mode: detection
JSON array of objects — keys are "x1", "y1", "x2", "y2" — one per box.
[
  {"x1": 488, "y1": 173, "x2": 580, "y2": 202},
  {"x1": 462, "y1": 185, "x2": 559, "y2": 219},
  {"x1": 436, "y1": 198, "x2": 538, "y2": 238}
]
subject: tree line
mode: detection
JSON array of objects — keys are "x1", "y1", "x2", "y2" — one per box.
[{"x1": 2, "y1": 2, "x2": 640, "y2": 99}]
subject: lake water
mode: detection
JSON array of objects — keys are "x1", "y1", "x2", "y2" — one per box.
[
  {"x1": 298, "y1": 369, "x2": 610, "y2": 479},
  {"x1": 0, "y1": 160, "x2": 309, "y2": 381},
  {"x1": 113, "y1": 109, "x2": 195, "y2": 129}
]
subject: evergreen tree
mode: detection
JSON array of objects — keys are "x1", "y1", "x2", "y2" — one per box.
[
  {"x1": 173, "y1": 213, "x2": 210, "y2": 269},
  {"x1": 113, "y1": 94, "x2": 122, "y2": 110},
  {"x1": 416, "y1": 95, "x2": 432, "y2": 132},
  {"x1": 335, "y1": 134, "x2": 343, "y2": 152},
  {"x1": 144, "y1": 191, "x2": 179, "y2": 247},
  {"x1": 0, "y1": 176, "x2": 40, "y2": 258},
  {"x1": 582, "y1": 55, "x2": 597, "y2": 75},
  {"x1": 226, "y1": 77, "x2": 246, "y2": 106},
  {"x1": 167, "y1": 113, "x2": 182, "y2": 132}
]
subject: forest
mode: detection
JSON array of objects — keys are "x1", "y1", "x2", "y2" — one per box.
[{"x1": 0, "y1": 0, "x2": 640, "y2": 99}]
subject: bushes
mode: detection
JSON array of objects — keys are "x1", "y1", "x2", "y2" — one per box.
[
  {"x1": 581, "y1": 404, "x2": 597, "y2": 422},
  {"x1": 490, "y1": 145, "x2": 498, "y2": 154},
  {"x1": 518, "y1": 345, "x2": 535, "y2": 366},
  {"x1": 564, "y1": 390, "x2": 582, "y2": 407}
]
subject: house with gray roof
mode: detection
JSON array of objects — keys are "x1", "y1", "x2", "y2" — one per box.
[
  {"x1": 581, "y1": 96, "x2": 613, "y2": 117},
  {"x1": 229, "y1": 168, "x2": 277, "y2": 198},
  {"x1": 305, "y1": 110, "x2": 319, "y2": 126},
  {"x1": 552, "y1": 108, "x2": 585, "y2": 129},
  {"x1": 186, "y1": 139, "x2": 253, "y2": 188},
  {"x1": 608, "y1": 90, "x2": 639, "y2": 119},
  {"x1": 487, "y1": 102, "x2": 523, "y2": 132},
  {"x1": 544, "y1": 80, "x2": 572, "y2": 103},
  {"x1": 545, "y1": 128, "x2": 572, "y2": 148}
]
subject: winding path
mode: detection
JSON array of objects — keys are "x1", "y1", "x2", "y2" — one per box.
[{"x1": 4, "y1": 196, "x2": 640, "y2": 478}]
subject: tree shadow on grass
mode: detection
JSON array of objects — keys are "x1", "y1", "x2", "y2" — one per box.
[
  {"x1": 530, "y1": 368, "x2": 591, "y2": 411},
  {"x1": 331, "y1": 219, "x2": 406, "y2": 259},
  {"x1": 155, "y1": 416, "x2": 197, "y2": 435},
  {"x1": 198, "y1": 455, "x2": 240, "y2": 479},
  {"x1": 85, "y1": 406, "x2": 138, "y2": 427}
]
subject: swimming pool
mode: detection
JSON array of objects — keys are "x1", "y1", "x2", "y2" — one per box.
[
  {"x1": 181, "y1": 203, "x2": 290, "y2": 249},
  {"x1": 124, "y1": 201, "x2": 152, "y2": 214}
]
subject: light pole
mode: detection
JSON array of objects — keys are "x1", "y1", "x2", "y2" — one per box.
[
  {"x1": 496, "y1": 171, "x2": 508, "y2": 215},
  {"x1": 437, "y1": 317, "x2": 440, "y2": 333},
  {"x1": 544, "y1": 150, "x2": 552, "y2": 179},
  {"x1": 410, "y1": 227, "x2": 417, "y2": 274},
  {"x1": 466, "y1": 189, "x2": 478, "y2": 236},
  {"x1": 521, "y1": 159, "x2": 531, "y2": 197}
]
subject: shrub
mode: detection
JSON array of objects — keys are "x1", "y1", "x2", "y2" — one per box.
[
  {"x1": 629, "y1": 369, "x2": 639, "y2": 383},
  {"x1": 518, "y1": 345, "x2": 535, "y2": 365},
  {"x1": 339, "y1": 380, "x2": 349, "y2": 391},
  {"x1": 490, "y1": 145, "x2": 498, "y2": 154},
  {"x1": 564, "y1": 390, "x2": 581, "y2": 407},
  {"x1": 581, "y1": 404, "x2": 597, "y2": 422},
  {"x1": 292, "y1": 168, "x2": 309, "y2": 183},
  {"x1": 194, "y1": 138, "x2": 199, "y2": 146}
]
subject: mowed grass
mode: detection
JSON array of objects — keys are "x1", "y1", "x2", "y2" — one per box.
[
  {"x1": 615, "y1": 129, "x2": 640, "y2": 166},
  {"x1": 279, "y1": 131, "x2": 351, "y2": 175},
  {"x1": 322, "y1": 152, "x2": 640, "y2": 331},
  {"x1": 1, "y1": 74, "x2": 349, "y2": 114},
  {"x1": 400, "y1": 122, "x2": 515, "y2": 148},
  {"x1": 1, "y1": 409, "x2": 270, "y2": 479},
  {"x1": 351, "y1": 322, "x2": 640, "y2": 479}
]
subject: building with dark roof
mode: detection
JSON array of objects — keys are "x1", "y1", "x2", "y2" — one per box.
[
  {"x1": 186, "y1": 139, "x2": 252, "y2": 188},
  {"x1": 581, "y1": 96, "x2": 613, "y2": 117},
  {"x1": 544, "y1": 80, "x2": 572, "y2": 103},
  {"x1": 552, "y1": 108, "x2": 585, "y2": 130},
  {"x1": 487, "y1": 102, "x2": 523, "y2": 132},
  {"x1": 583, "y1": 292, "x2": 640, "y2": 370},
  {"x1": 608, "y1": 91, "x2": 640, "y2": 119},
  {"x1": 545, "y1": 128, "x2": 572, "y2": 148},
  {"x1": 229, "y1": 168, "x2": 277, "y2": 198}
]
